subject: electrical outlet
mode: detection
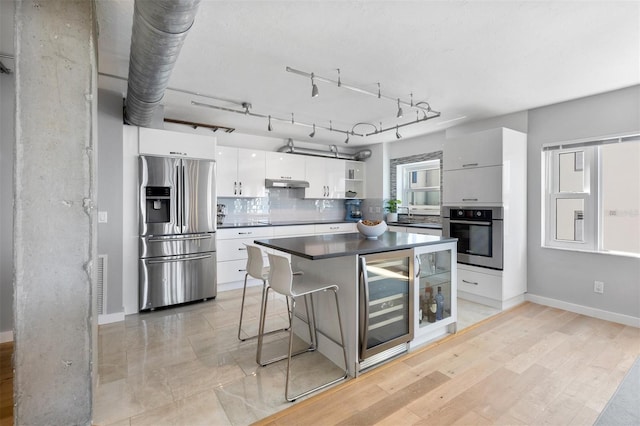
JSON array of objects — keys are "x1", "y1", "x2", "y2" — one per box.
[{"x1": 594, "y1": 281, "x2": 604, "y2": 294}]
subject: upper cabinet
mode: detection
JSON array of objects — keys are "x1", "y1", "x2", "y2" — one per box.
[
  {"x1": 442, "y1": 128, "x2": 526, "y2": 206},
  {"x1": 265, "y1": 152, "x2": 306, "y2": 181},
  {"x1": 305, "y1": 156, "x2": 346, "y2": 198},
  {"x1": 216, "y1": 146, "x2": 266, "y2": 197}
]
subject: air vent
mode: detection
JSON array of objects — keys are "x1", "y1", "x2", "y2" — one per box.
[{"x1": 97, "y1": 255, "x2": 108, "y2": 315}]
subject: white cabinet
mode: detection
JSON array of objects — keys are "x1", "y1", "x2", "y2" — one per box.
[
  {"x1": 314, "y1": 222, "x2": 356, "y2": 234},
  {"x1": 216, "y1": 227, "x2": 273, "y2": 285},
  {"x1": 265, "y1": 152, "x2": 306, "y2": 181},
  {"x1": 388, "y1": 225, "x2": 406, "y2": 232},
  {"x1": 305, "y1": 156, "x2": 346, "y2": 198},
  {"x1": 411, "y1": 241, "x2": 457, "y2": 349},
  {"x1": 442, "y1": 166, "x2": 503, "y2": 205},
  {"x1": 216, "y1": 146, "x2": 266, "y2": 197},
  {"x1": 442, "y1": 127, "x2": 526, "y2": 207},
  {"x1": 410, "y1": 227, "x2": 442, "y2": 237}
]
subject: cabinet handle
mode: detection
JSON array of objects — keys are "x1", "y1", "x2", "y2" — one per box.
[
  {"x1": 239, "y1": 181, "x2": 242, "y2": 195},
  {"x1": 462, "y1": 163, "x2": 478, "y2": 168},
  {"x1": 238, "y1": 247, "x2": 247, "y2": 251},
  {"x1": 234, "y1": 181, "x2": 238, "y2": 195},
  {"x1": 462, "y1": 279, "x2": 479, "y2": 285},
  {"x1": 415, "y1": 255, "x2": 421, "y2": 277},
  {"x1": 238, "y1": 268, "x2": 247, "y2": 272},
  {"x1": 238, "y1": 232, "x2": 253, "y2": 235},
  {"x1": 462, "y1": 198, "x2": 478, "y2": 201}
]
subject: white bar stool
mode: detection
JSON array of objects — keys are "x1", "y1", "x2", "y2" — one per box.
[
  {"x1": 256, "y1": 252, "x2": 348, "y2": 402},
  {"x1": 237, "y1": 244, "x2": 289, "y2": 341}
]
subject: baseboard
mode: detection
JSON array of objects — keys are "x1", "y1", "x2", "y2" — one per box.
[
  {"x1": 98, "y1": 312, "x2": 125, "y2": 325},
  {"x1": 0, "y1": 330, "x2": 13, "y2": 343},
  {"x1": 525, "y1": 294, "x2": 640, "y2": 328},
  {"x1": 218, "y1": 280, "x2": 260, "y2": 293}
]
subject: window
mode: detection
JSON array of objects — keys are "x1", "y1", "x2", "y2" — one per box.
[
  {"x1": 398, "y1": 160, "x2": 441, "y2": 216},
  {"x1": 543, "y1": 135, "x2": 640, "y2": 256}
]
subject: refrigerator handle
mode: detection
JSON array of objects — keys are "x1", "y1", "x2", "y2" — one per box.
[
  {"x1": 147, "y1": 253, "x2": 213, "y2": 264},
  {"x1": 359, "y1": 256, "x2": 370, "y2": 359},
  {"x1": 175, "y1": 164, "x2": 182, "y2": 233},
  {"x1": 181, "y1": 164, "x2": 186, "y2": 233}
]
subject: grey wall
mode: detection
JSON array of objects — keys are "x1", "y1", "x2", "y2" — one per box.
[
  {"x1": 0, "y1": 0, "x2": 15, "y2": 339},
  {"x1": 526, "y1": 85, "x2": 640, "y2": 320},
  {"x1": 97, "y1": 89, "x2": 124, "y2": 315}
]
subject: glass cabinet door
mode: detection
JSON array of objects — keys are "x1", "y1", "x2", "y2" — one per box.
[{"x1": 415, "y1": 248, "x2": 452, "y2": 328}]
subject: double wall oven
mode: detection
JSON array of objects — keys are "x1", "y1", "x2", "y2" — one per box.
[{"x1": 442, "y1": 207, "x2": 503, "y2": 270}]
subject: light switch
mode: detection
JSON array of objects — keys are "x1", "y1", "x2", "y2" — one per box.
[{"x1": 98, "y1": 211, "x2": 108, "y2": 223}]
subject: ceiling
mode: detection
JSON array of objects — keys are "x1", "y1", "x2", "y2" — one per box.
[{"x1": 95, "y1": 1, "x2": 637, "y2": 146}]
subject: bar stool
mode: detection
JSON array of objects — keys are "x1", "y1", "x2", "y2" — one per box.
[
  {"x1": 237, "y1": 244, "x2": 289, "y2": 341},
  {"x1": 257, "y1": 252, "x2": 348, "y2": 402}
]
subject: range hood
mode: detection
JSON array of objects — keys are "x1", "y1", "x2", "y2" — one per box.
[{"x1": 265, "y1": 178, "x2": 310, "y2": 188}]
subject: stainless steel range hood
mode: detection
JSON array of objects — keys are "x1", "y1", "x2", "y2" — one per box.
[{"x1": 265, "y1": 178, "x2": 310, "y2": 189}]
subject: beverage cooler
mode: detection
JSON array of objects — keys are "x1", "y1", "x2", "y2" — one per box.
[{"x1": 359, "y1": 249, "x2": 414, "y2": 368}]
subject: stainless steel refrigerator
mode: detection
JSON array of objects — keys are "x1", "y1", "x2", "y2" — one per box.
[{"x1": 139, "y1": 155, "x2": 217, "y2": 310}]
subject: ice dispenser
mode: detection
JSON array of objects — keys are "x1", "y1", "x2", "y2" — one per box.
[{"x1": 145, "y1": 186, "x2": 171, "y2": 223}]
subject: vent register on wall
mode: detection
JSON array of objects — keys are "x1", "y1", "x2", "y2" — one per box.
[{"x1": 138, "y1": 155, "x2": 217, "y2": 310}]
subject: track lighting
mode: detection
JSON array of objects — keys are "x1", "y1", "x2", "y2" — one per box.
[
  {"x1": 311, "y1": 73, "x2": 319, "y2": 97},
  {"x1": 267, "y1": 115, "x2": 272, "y2": 131},
  {"x1": 396, "y1": 125, "x2": 402, "y2": 139},
  {"x1": 345, "y1": 133, "x2": 350, "y2": 144},
  {"x1": 309, "y1": 123, "x2": 316, "y2": 138},
  {"x1": 396, "y1": 98, "x2": 403, "y2": 118}
]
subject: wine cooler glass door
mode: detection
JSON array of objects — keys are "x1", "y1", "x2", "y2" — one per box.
[{"x1": 359, "y1": 250, "x2": 414, "y2": 360}]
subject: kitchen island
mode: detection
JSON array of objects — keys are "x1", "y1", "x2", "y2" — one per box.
[{"x1": 255, "y1": 231, "x2": 457, "y2": 376}]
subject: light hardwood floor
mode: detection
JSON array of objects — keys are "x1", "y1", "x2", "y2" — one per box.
[{"x1": 256, "y1": 302, "x2": 640, "y2": 425}]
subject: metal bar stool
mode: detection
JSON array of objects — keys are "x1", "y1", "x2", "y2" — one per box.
[
  {"x1": 237, "y1": 244, "x2": 289, "y2": 341},
  {"x1": 257, "y1": 252, "x2": 348, "y2": 402}
]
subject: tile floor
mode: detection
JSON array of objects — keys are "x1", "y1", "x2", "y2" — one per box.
[{"x1": 94, "y1": 286, "x2": 500, "y2": 425}]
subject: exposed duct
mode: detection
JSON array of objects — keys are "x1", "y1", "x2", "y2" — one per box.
[
  {"x1": 124, "y1": 0, "x2": 201, "y2": 126},
  {"x1": 278, "y1": 139, "x2": 372, "y2": 161}
]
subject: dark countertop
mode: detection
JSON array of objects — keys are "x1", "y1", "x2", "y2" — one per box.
[
  {"x1": 218, "y1": 219, "x2": 355, "y2": 229},
  {"x1": 254, "y1": 232, "x2": 456, "y2": 260},
  {"x1": 387, "y1": 221, "x2": 442, "y2": 230}
]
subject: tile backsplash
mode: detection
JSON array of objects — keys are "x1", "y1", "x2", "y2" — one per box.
[{"x1": 218, "y1": 188, "x2": 346, "y2": 223}]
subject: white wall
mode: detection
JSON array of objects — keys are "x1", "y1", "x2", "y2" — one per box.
[{"x1": 527, "y1": 85, "x2": 640, "y2": 324}]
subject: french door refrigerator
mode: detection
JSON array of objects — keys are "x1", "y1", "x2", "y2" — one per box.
[{"x1": 139, "y1": 155, "x2": 217, "y2": 310}]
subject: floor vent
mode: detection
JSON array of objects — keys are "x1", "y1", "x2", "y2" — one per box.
[{"x1": 97, "y1": 254, "x2": 108, "y2": 315}]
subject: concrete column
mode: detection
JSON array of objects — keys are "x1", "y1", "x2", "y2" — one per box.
[{"x1": 14, "y1": 1, "x2": 97, "y2": 424}]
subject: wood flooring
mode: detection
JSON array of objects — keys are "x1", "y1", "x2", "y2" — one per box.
[
  {"x1": 0, "y1": 342, "x2": 12, "y2": 426},
  {"x1": 256, "y1": 302, "x2": 640, "y2": 425}
]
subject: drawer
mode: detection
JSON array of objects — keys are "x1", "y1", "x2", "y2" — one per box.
[
  {"x1": 217, "y1": 238, "x2": 255, "y2": 262},
  {"x1": 272, "y1": 225, "x2": 316, "y2": 237},
  {"x1": 457, "y1": 267, "x2": 502, "y2": 300},
  {"x1": 217, "y1": 259, "x2": 250, "y2": 284},
  {"x1": 388, "y1": 225, "x2": 407, "y2": 233},
  {"x1": 408, "y1": 228, "x2": 442, "y2": 236},
  {"x1": 315, "y1": 223, "x2": 356, "y2": 234},
  {"x1": 217, "y1": 227, "x2": 273, "y2": 240}
]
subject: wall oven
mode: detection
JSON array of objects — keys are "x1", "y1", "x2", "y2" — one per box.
[
  {"x1": 359, "y1": 250, "x2": 414, "y2": 369},
  {"x1": 442, "y1": 207, "x2": 503, "y2": 270}
]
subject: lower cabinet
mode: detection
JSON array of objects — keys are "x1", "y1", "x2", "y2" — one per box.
[
  {"x1": 216, "y1": 227, "x2": 273, "y2": 287},
  {"x1": 410, "y1": 241, "x2": 458, "y2": 349}
]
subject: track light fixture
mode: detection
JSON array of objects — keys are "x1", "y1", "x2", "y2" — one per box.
[
  {"x1": 396, "y1": 125, "x2": 402, "y2": 139},
  {"x1": 396, "y1": 98, "x2": 403, "y2": 118},
  {"x1": 345, "y1": 133, "x2": 350, "y2": 144},
  {"x1": 311, "y1": 72, "x2": 319, "y2": 97},
  {"x1": 309, "y1": 123, "x2": 316, "y2": 138},
  {"x1": 267, "y1": 115, "x2": 272, "y2": 131}
]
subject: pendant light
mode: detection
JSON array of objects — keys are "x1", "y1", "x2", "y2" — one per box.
[{"x1": 311, "y1": 73, "x2": 319, "y2": 97}]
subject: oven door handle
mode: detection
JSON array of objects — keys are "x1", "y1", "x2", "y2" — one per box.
[{"x1": 449, "y1": 220, "x2": 492, "y2": 226}]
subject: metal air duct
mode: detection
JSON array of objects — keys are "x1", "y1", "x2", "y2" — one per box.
[
  {"x1": 124, "y1": 0, "x2": 201, "y2": 126},
  {"x1": 277, "y1": 139, "x2": 372, "y2": 161}
]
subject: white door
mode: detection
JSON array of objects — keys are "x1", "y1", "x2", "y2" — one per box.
[
  {"x1": 326, "y1": 158, "x2": 346, "y2": 198},
  {"x1": 237, "y1": 148, "x2": 266, "y2": 197},
  {"x1": 305, "y1": 156, "x2": 328, "y2": 198},
  {"x1": 216, "y1": 146, "x2": 239, "y2": 197}
]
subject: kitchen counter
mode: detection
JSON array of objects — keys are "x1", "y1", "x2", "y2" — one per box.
[
  {"x1": 254, "y1": 231, "x2": 455, "y2": 260},
  {"x1": 218, "y1": 219, "x2": 354, "y2": 229},
  {"x1": 387, "y1": 221, "x2": 442, "y2": 230},
  {"x1": 253, "y1": 231, "x2": 457, "y2": 377}
]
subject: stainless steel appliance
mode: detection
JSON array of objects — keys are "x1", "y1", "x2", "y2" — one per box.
[
  {"x1": 139, "y1": 155, "x2": 217, "y2": 310},
  {"x1": 359, "y1": 250, "x2": 414, "y2": 368},
  {"x1": 442, "y1": 207, "x2": 503, "y2": 270}
]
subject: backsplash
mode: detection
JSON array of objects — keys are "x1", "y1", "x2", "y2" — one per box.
[{"x1": 218, "y1": 188, "x2": 345, "y2": 223}]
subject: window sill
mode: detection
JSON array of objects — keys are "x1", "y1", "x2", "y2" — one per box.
[{"x1": 541, "y1": 244, "x2": 640, "y2": 259}]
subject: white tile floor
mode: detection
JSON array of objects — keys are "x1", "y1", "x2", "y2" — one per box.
[{"x1": 94, "y1": 287, "x2": 500, "y2": 426}]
